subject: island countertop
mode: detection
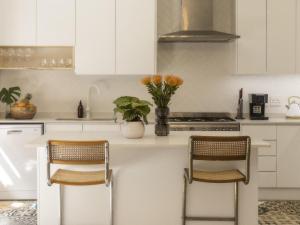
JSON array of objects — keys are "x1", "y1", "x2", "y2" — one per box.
[
  {"x1": 29, "y1": 131, "x2": 269, "y2": 148},
  {"x1": 35, "y1": 130, "x2": 268, "y2": 225}
]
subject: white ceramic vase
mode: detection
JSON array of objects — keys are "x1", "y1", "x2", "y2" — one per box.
[{"x1": 121, "y1": 121, "x2": 145, "y2": 139}]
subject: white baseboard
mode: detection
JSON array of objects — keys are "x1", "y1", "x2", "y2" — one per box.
[
  {"x1": 259, "y1": 188, "x2": 300, "y2": 200},
  {"x1": 0, "y1": 190, "x2": 36, "y2": 200}
]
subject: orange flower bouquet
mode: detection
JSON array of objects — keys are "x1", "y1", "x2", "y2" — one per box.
[
  {"x1": 141, "y1": 75, "x2": 183, "y2": 108},
  {"x1": 141, "y1": 75, "x2": 183, "y2": 136}
]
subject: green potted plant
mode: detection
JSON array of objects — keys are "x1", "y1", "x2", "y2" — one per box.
[
  {"x1": 113, "y1": 96, "x2": 152, "y2": 139},
  {"x1": 0, "y1": 87, "x2": 21, "y2": 118},
  {"x1": 141, "y1": 75, "x2": 183, "y2": 136}
]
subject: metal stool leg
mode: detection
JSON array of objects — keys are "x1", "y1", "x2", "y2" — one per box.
[
  {"x1": 59, "y1": 184, "x2": 63, "y2": 225},
  {"x1": 109, "y1": 173, "x2": 114, "y2": 225},
  {"x1": 234, "y1": 182, "x2": 239, "y2": 225},
  {"x1": 182, "y1": 174, "x2": 187, "y2": 225}
]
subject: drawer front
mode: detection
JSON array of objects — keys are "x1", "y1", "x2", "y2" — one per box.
[
  {"x1": 241, "y1": 125, "x2": 276, "y2": 141},
  {"x1": 258, "y1": 156, "x2": 277, "y2": 171},
  {"x1": 258, "y1": 141, "x2": 277, "y2": 156},
  {"x1": 45, "y1": 123, "x2": 83, "y2": 132},
  {"x1": 83, "y1": 124, "x2": 120, "y2": 132},
  {"x1": 258, "y1": 172, "x2": 277, "y2": 188}
]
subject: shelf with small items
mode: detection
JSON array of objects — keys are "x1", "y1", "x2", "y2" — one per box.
[{"x1": 0, "y1": 46, "x2": 73, "y2": 70}]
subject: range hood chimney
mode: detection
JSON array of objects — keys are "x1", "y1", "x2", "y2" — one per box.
[{"x1": 158, "y1": 0, "x2": 240, "y2": 43}]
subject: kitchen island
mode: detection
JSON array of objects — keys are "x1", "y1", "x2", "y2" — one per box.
[{"x1": 31, "y1": 131, "x2": 269, "y2": 225}]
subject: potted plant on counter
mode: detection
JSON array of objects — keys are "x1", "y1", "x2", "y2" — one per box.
[
  {"x1": 113, "y1": 96, "x2": 152, "y2": 139},
  {"x1": 141, "y1": 75, "x2": 183, "y2": 136},
  {"x1": 0, "y1": 86, "x2": 21, "y2": 118}
]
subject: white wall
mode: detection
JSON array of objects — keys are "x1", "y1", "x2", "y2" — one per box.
[{"x1": 0, "y1": 0, "x2": 299, "y2": 115}]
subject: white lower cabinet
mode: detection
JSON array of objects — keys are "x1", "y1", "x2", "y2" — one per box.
[
  {"x1": 277, "y1": 125, "x2": 300, "y2": 188},
  {"x1": 241, "y1": 125, "x2": 277, "y2": 188},
  {"x1": 258, "y1": 156, "x2": 277, "y2": 172},
  {"x1": 45, "y1": 123, "x2": 83, "y2": 132},
  {"x1": 45, "y1": 122, "x2": 120, "y2": 133},
  {"x1": 83, "y1": 124, "x2": 120, "y2": 132},
  {"x1": 258, "y1": 172, "x2": 277, "y2": 188},
  {"x1": 242, "y1": 124, "x2": 300, "y2": 188}
]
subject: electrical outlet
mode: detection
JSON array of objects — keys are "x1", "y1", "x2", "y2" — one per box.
[{"x1": 269, "y1": 97, "x2": 281, "y2": 107}]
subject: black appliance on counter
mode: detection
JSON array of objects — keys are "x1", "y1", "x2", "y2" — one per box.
[
  {"x1": 168, "y1": 112, "x2": 240, "y2": 131},
  {"x1": 249, "y1": 94, "x2": 269, "y2": 120}
]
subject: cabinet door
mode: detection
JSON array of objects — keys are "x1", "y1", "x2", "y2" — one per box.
[
  {"x1": 267, "y1": 0, "x2": 296, "y2": 73},
  {"x1": 241, "y1": 125, "x2": 277, "y2": 141},
  {"x1": 116, "y1": 0, "x2": 156, "y2": 75},
  {"x1": 0, "y1": 0, "x2": 36, "y2": 45},
  {"x1": 236, "y1": 0, "x2": 266, "y2": 74},
  {"x1": 83, "y1": 124, "x2": 120, "y2": 132},
  {"x1": 45, "y1": 123, "x2": 83, "y2": 132},
  {"x1": 37, "y1": 0, "x2": 75, "y2": 46},
  {"x1": 277, "y1": 126, "x2": 300, "y2": 187},
  {"x1": 297, "y1": 0, "x2": 300, "y2": 72},
  {"x1": 75, "y1": 0, "x2": 115, "y2": 75}
]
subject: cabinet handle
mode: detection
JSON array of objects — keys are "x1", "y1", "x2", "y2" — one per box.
[
  {"x1": 262, "y1": 139, "x2": 276, "y2": 142},
  {"x1": 7, "y1": 130, "x2": 23, "y2": 135}
]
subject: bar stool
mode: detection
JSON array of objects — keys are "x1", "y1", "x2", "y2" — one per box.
[
  {"x1": 182, "y1": 136, "x2": 251, "y2": 225},
  {"x1": 47, "y1": 140, "x2": 113, "y2": 225}
]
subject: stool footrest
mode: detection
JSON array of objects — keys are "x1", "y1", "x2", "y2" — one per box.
[{"x1": 185, "y1": 216, "x2": 235, "y2": 222}]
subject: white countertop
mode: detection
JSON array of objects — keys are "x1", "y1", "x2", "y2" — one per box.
[
  {"x1": 238, "y1": 117, "x2": 300, "y2": 125},
  {"x1": 1, "y1": 112, "x2": 300, "y2": 125},
  {"x1": 29, "y1": 131, "x2": 269, "y2": 148},
  {"x1": 0, "y1": 112, "x2": 116, "y2": 124}
]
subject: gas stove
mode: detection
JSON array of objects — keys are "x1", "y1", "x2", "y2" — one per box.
[{"x1": 168, "y1": 112, "x2": 240, "y2": 131}]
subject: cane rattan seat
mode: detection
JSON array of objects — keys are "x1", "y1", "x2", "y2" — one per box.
[
  {"x1": 182, "y1": 136, "x2": 251, "y2": 225},
  {"x1": 192, "y1": 169, "x2": 245, "y2": 183},
  {"x1": 47, "y1": 140, "x2": 113, "y2": 225},
  {"x1": 51, "y1": 169, "x2": 113, "y2": 186}
]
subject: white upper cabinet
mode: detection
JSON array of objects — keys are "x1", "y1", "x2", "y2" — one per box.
[
  {"x1": 236, "y1": 0, "x2": 299, "y2": 75},
  {"x1": 75, "y1": 0, "x2": 157, "y2": 75},
  {"x1": 267, "y1": 0, "x2": 296, "y2": 74},
  {"x1": 37, "y1": 0, "x2": 75, "y2": 46},
  {"x1": 236, "y1": 0, "x2": 267, "y2": 74},
  {"x1": 116, "y1": 0, "x2": 156, "y2": 75},
  {"x1": 75, "y1": 0, "x2": 116, "y2": 75},
  {"x1": 0, "y1": 0, "x2": 36, "y2": 45},
  {"x1": 297, "y1": 0, "x2": 300, "y2": 73}
]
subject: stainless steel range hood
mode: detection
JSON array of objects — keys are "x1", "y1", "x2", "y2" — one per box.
[{"x1": 158, "y1": 0, "x2": 240, "y2": 43}]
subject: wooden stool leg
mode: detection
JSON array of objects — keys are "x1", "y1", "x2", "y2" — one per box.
[
  {"x1": 59, "y1": 184, "x2": 63, "y2": 225},
  {"x1": 182, "y1": 174, "x2": 187, "y2": 225},
  {"x1": 234, "y1": 182, "x2": 239, "y2": 225}
]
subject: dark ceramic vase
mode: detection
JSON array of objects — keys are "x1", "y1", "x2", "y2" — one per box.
[{"x1": 155, "y1": 107, "x2": 170, "y2": 136}]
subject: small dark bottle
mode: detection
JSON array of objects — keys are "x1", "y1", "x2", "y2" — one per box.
[{"x1": 77, "y1": 100, "x2": 84, "y2": 118}]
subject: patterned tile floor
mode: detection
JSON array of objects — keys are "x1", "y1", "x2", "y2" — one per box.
[
  {"x1": 259, "y1": 201, "x2": 300, "y2": 225},
  {"x1": 0, "y1": 200, "x2": 299, "y2": 225},
  {"x1": 0, "y1": 201, "x2": 36, "y2": 225}
]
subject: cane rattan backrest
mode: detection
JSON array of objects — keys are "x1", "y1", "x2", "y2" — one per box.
[
  {"x1": 48, "y1": 140, "x2": 108, "y2": 165},
  {"x1": 190, "y1": 136, "x2": 251, "y2": 161},
  {"x1": 188, "y1": 136, "x2": 251, "y2": 184}
]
